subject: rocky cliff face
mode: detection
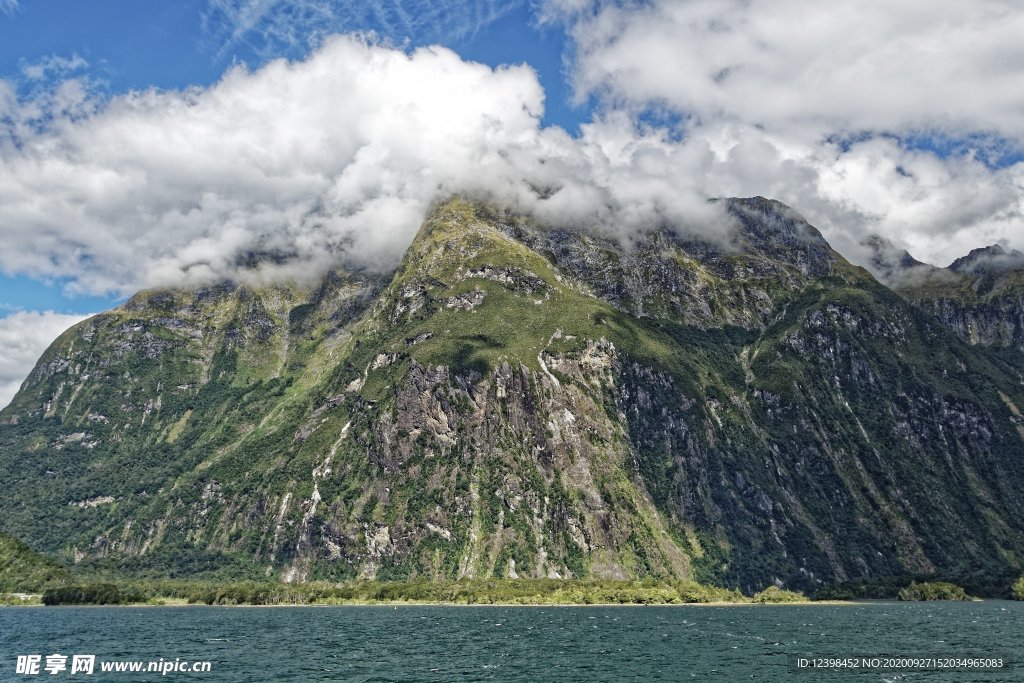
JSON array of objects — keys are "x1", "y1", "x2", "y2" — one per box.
[
  {"x1": 2, "y1": 198, "x2": 1024, "y2": 592},
  {"x1": 866, "y1": 238, "x2": 1024, "y2": 354}
]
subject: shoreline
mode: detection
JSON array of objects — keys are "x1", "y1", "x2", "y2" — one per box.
[{"x1": 2, "y1": 598, "x2": 933, "y2": 608}]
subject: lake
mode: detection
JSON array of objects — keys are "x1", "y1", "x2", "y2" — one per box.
[{"x1": 1, "y1": 602, "x2": 1021, "y2": 681}]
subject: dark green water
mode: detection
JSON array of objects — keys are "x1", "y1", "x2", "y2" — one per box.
[{"x1": 2, "y1": 602, "x2": 1022, "y2": 681}]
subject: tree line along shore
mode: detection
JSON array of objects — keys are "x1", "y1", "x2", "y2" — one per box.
[
  {"x1": 3, "y1": 533, "x2": 1023, "y2": 606},
  {"x1": 1, "y1": 577, "x2": 1021, "y2": 607}
]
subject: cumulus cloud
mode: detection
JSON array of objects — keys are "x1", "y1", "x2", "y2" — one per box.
[
  {"x1": 0, "y1": 36, "x2": 547, "y2": 293},
  {"x1": 559, "y1": 0, "x2": 1024, "y2": 141},
  {"x1": 0, "y1": 35, "x2": 727, "y2": 296},
  {"x1": 549, "y1": 0, "x2": 1024, "y2": 266},
  {"x1": 0, "y1": 311, "x2": 89, "y2": 410},
  {"x1": 685, "y1": 123, "x2": 1024, "y2": 267}
]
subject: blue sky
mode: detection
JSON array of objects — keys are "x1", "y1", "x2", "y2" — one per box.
[
  {"x1": 0, "y1": 0, "x2": 583, "y2": 316},
  {"x1": 1, "y1": 1, "x2": 581, "y2": 127}
]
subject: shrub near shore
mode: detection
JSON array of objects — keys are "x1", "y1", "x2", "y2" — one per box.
[{"x1": 897, "y1": 581, "x2": 971, "y2": 601}]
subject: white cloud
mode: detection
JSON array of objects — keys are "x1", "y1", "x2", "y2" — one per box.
[
  {"x1": 20, "y1": 53, "x2": 89, "y2": 81},
  {"x1": 0, "y1": 311, "x2": 90, "y2": 410},
  {"x1": 0, "y1": 37, "x2": 546, "y2": 293},
  {"x1": 562, "y1": 0, "x2": 1024, "y2": 142},
  {"x1": 0, "y1": 0, "x2": 18, "y2": 16},
  {"x1": 0, "y1": 35, "x2": 729, "y2": 296},
  {"x1": 686, "y1": 123, "x2": 1024, "y2": 266},
  {"x1": 550, "y1": 0, "x2": 1024, "y2": 266}
]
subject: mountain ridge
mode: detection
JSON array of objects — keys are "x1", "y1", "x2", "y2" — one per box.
[
  {"x1": 861, "y1": 235, "x2": 1024, "y2": 353},
  {"x1": 2, "y1": 197, "x2": 1023, "y2": 594}
]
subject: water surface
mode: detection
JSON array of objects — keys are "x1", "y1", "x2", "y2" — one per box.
[{"x1": 2, "y1": 602, "x2": 1021, "y2": 681}]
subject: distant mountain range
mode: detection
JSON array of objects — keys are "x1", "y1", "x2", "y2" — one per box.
[
  {"x1": 866, "y1": 235, "x2": 1024, "y2": 353},
  {"x1": 1, "y1": 197, "x2": 1023, "y2": 593}
]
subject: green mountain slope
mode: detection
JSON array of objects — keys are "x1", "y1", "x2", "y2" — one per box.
[
  {"x1": 0, "y1": 532, "x2": 73, "y2": 592},
  {"x1": 2, "y1": 197, "x2": 1023, "y2": 593}
]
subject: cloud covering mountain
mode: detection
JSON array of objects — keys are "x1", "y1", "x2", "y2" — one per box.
[
  {"x1": 0, "y1": 35, "x2": 725, "y2": 296},
  {"x1": 548, "y1": 0, "x2": 1024, "y2": 266}
]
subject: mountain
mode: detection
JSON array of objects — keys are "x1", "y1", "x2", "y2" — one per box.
[
  {"x1": 950, "y1": 244, "x2": 1024, "y2": 276},
  {"x1": 2, "y1": 197, "x2": 1024, "y2": 593},
  {"x1": 864, "y1": 237, "x2": 1024, "y2": 354}
]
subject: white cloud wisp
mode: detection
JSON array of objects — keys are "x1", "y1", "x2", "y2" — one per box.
[{"x1": 203, "y1": 0, "x2": 524, "y2": 58}]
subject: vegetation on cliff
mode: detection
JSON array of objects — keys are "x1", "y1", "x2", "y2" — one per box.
[{"x1": 0, "y1": 532, "x2": 73, "y2": 593}]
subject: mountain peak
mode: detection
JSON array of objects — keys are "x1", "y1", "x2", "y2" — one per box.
[
  {"x1": 722, "y1": 197, "x2": 829, "y2": 247},
  {"x1": 949, "y1": 244, "x2": 1024, "y2": 275},
  {"x1": 858, "y1": 234, "x2": 934, "y2": 287},
  {"x1": 862, "y1": 234, "x2": 926, "y2": 269}
]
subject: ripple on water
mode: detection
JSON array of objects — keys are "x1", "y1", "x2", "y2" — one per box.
[{"x1": 0, "y1": 603, "x2": 1021, "y2": 682}]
